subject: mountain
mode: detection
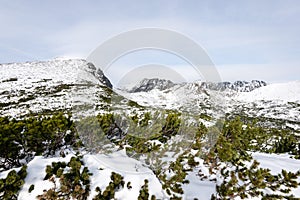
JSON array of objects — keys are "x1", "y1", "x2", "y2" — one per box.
[
  {"x1": 119, "y1": 78, "x2": 267, "y2": 115},
  {"x1": 129, "y1": 78, "x2": 175, "y2": 92},
  {"x1": 1, "y1": 59, "x2": 299, "y2": 146},
  {"x1": 230, "y1": 81, "x2": 300, "y2": 131},
  {"x1": 119, "y1": 78, "x2": 300, "y2": 131},
  {"x1": 0, "y1": 59, "x2": 116, "y2": 117},
  {"x1": 201, "y1": 80, "x2": 267, "y2": 92},
  {"x1": 0, "y1": 59, "x2": 112, "y2": 88},
  {"x1": 0, "y1": 59, "x2": 300, "y2": 200},
  {"x1": 127, "y1": 78, "x2": 267, "y2": 93},
  {"x1": 236, "y1": 81, "x2": 300, "y2": 102},
  {"x1": 85, "y1": 62, "x2": 113, "y2": 89}
]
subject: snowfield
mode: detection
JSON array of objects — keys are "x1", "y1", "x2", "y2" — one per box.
[
  {"x1": 17, "y1": 151, "x2": 165, "y2": 200},
  {"x1": 11, "y1": 151, "x2": 300, "y2": 199},
  {"x1": 236, "y1": 81, "x2": 300, "y2": 103}
]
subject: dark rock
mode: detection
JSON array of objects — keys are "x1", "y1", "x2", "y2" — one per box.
[{"x1": 86, "y1": 62, "x2": 113, "y2": 89}]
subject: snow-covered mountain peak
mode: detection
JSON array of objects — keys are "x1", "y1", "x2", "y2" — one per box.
[
  {"x1": 129, "y1": 78, "x2": 176, "y2": 93},
  {"x1": 0, "y1": 59, "x2": 114, "y2": 117},
  {"x1": 199, "y1": 80, "x2": 267, "y2": 92},
  {"x1": 127, "y1": 78, "x2": 267, "y2": 94},
  {"x1": 1, "y1": 58, "x2": 300, "y2": 200},
  {"x1": 0, "y1": 59, "x2": 112, "y2": 89},
  {"x1": 236, "y1": 81, "x2": 300, "y2": 102}
]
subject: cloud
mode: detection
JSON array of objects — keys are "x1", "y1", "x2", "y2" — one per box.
[{"x1": 0, "y1": 0, "x2": 299, "y2": 82}]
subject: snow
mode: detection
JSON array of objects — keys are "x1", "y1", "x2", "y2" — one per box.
[
  {"x1": 0, "y1": 59, "x2": 111, "y2": 117},
  {"x1": 253, "y1": 152, "x2": 300, "y2": 174},
  {"x1": 182, "y1": 162, "x2": 216, "y2": 199},
  {"x1": 86, "y1": 150, "x2": 153, "y2": 174},
  {"x1": 116, "y1": 82, "x2": 224, "y2": 117},
  {"x1": 4, "y1": 151, "x2": 297, "y2": 199},
  {"x1": 1, "y1": 59, "x2": 300, "y2": 199},
  {"x1": 83, "y1": 151, "x2": 165, "y2": 199},
  {"x1": 236, "y1": 81, "x2": 300, "y2": 102},
  {"x1": 14, "y1": 151, "x2": 165, "y2": 200},
  {"x1": 18, "y1": 154, "x2": 75, "y2": 200},
  {"x1": 253, "y1": 152, "x2": 300, "y2": 197}
]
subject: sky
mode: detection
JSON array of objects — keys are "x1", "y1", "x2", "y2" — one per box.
[{"x1": 0, "y1": 0, "x2": 300, "y2": 84}]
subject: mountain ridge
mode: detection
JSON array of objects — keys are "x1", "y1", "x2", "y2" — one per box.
[
  {"x1": 126, "y1": 78, "x2": 267, "y2": 93},
  {"x1": 0, "y1": 59, "x2": 113, "y2": 117},
  {"x1": 0, "y1": 58, "x2": 300, "y2": 199}
]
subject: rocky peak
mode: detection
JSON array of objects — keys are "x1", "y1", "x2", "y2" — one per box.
[
  {"x1": 201, "y1": 80, "x2": 267, "y2": 92},
  {"x1": 86, "y1": 62, "x2": 112, "y2": 89},
  {"x1": 128, "y1": 78, "x2": 267, "y2": 93},
  {"x1": 129, "y1": 78, "x2": 175, "y2": 93}
]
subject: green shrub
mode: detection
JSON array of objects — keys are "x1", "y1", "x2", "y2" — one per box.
[
  {"x1": 28, "y1": 184, "x2": 34, "y2": 193},
  {"x1": 138, "y1": 179, "x2": 149, "y2": 200},
  {"x1": 97, "y1": 113, "x2": 124, "y2": 140},
  {"x1": 38, "y1": 156, "x2": 92, "y2": 200},
  {"x1": 0, "y1": 165, "x2": 27, "y2": 199},
  {"x1": 200, "y1": 117, "x2": 300, "y2": 199},
  {"x1": 139, "y1": 112, "x2": 151, "y2": 127},
  {"x1": 274, "y1": 135, "x2": 297, "y2": 154},
  {"x1": 93, "y1": 172, "x2": 125, "y2": 200},
  {"x1": 158, "y1": 113, "x2": 181, "y2": 143},
  {"x1": 215, "y1": 117, "x2": 252, "y2": 164},
  {"x1": 212, "y1": 160, "x2": 300, "y2": 199},
  {"x1": 0, "y1": 113, "x2": 78, "y2": 170}
]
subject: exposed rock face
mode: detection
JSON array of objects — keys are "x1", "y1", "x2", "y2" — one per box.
[
  {"x1": 130, "y1": 78, "x2": 175, "y2": 92},
  {"x1": 87, "y1": 62, "x2": 113, "y2": 89}
]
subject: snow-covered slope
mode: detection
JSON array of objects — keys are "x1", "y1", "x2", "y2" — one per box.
[
  {"x1": 117, "y1": 80, "x2": 220, "y2": 117},
  {"x1": 236, "y1": 81, "x2": 300, "y2": 102},
  {"x1": 0, "y1": 59, "x2": 112, "y2": 89},
  {"x1": 200, "y1": 80, "x2": 267, "y2": 92},
  {"x1": 1, "y1": 59, "x2": 300, "y2": 199},
  {"x1": 229, "y1": 81, "x2": 300, "y2": 128},
  {"x1": 119, "y1": 78, "x2": 269, "y2": 115},
  {"x1": 17, "y1": 150, "x2": 165, "y2": 200},
  {"x1": 12, "y1": 151, "x2": 300, "y2": 200},
  {"x1": 0, "y1": 59, "x2": 114, "y2": 117},
  {"x1": 129, "y1": 78, "x2": 175, "y2": 92},
  {"x1": 119, "y1": 79, "x2": 300, "y2": 131}
]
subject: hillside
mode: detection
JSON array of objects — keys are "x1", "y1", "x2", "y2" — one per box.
[
  {"x1": 236, "y1": 81, "x2": 300, "y2": 102},
  {"x1": 0, "y1": 59, "x2": 299, "y2": 200}
]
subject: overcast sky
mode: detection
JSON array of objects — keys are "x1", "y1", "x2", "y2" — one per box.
[{"x1": 0, "y1": 0, "x2": 299, "y2": 83}]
